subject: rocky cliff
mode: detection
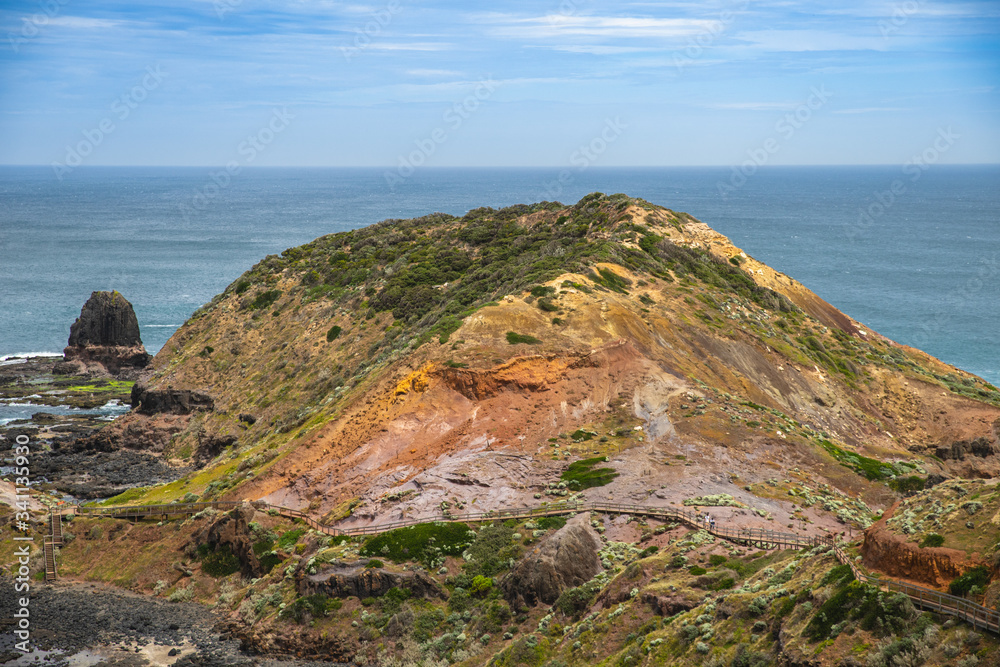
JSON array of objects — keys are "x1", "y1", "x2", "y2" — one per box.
[{"x1": 59, "y1": 290, "x2": 151, "y2": 376}]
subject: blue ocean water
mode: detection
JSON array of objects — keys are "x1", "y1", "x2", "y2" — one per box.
[{"x1": 0, "y1": 165, "x2": 997, "y2": 385}]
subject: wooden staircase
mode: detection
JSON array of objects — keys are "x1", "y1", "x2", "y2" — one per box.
[
  {"x1": 43, "y1": 538, "x2": 57, "y2": 582},
  {"x1": 43, "y1": 511, "x2": 62, "y2": 582},
  {"x1": 50, "y1": 511, "x2": 62, "y2": 546}
]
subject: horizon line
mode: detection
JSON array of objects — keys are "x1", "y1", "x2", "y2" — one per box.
[{"x1": 1, "y1": 163, "x2": 999, "y2": 169}]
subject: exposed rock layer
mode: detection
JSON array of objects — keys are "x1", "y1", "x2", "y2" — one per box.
[
  {"x1": 861, "y1": 501, "x2": 979, "y2": 588},
  {"x1": 502, "y1": 514, "x2": 603, "y2": 609},
  {"x1": 301, "y1": 563, "x2": 445, "y2": 601}
]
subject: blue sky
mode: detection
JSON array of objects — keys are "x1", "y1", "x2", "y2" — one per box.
[{"x1": 1, "y1": 0, "x2": 998, "y2": 166}]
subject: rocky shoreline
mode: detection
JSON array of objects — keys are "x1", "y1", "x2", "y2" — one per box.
[
  {"x1": 0, "y1": 579, "x2": 345, "y2": 667},
  {"x1": 0, "y1": 355, "x2": 186, "y2": 501}
]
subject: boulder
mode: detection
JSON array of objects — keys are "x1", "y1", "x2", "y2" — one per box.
[
  {"x1": 62, "y1": 291, "x2": 151, "y2": 375},
  {"x1": 502, "y1": 513, "x2": 603, "y2": 610},
  {"x1": 131, "y1": 383, "x2": 214, "y2": 415},
  {"x1": 301, "y1": 563, "x2": 445, "y2": 601}
]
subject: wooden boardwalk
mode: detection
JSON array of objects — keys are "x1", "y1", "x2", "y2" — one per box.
[{"x1": 53, "y1": 498, "x2": 999, "y2": 634}]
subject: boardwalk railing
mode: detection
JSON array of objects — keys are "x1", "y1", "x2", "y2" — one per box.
[{"x1": 53, "y1": 498, "x2": 998, "y2": 634}]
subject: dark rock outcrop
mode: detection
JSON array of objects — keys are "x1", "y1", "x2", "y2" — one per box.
[
  {"x1": 301, "y1": 563, "x2": 445, "y2": 600},
  {"x1": 188, "y1": 505, "x2": 263, "y2": 578},
  {"x1": 69, "y1": 290, "x2": 143, "y2": 347},
  {"x1": 502, "y1": 513, "x2": 603, "y2": 610},
  {"x1": 131, "y1": 382, "x2": 214, "y2": 415},
  {"x1": 61, "y1": 291, "x2": 151, "y2": 375},
  {"x1": 935, "y1": 436, "x2": 999, "y2": 461},
  {"x1": 642, "y1": 592, "x2": 699, "y2": 617}
]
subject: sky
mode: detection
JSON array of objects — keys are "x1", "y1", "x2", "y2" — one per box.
[{"x1": 0, "y1": 0, "x2": 998, "y2": 167}]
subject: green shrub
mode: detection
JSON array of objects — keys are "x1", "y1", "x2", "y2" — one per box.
[
  {"x1": 818, "y1": 439, "x2": 896, "y2": 481},
  {"x1": 463, "y1": 523, "x2": 522, "y2": 577},
  {"x1": 708, "y1": 554, "x2": 727, "y2": 567},
  {"x1": 280, "y1": 594, "x2": 331, "y2": 623},
  {"x1": 820, "y1": 564, "x2": 854, "y2": 586},
  {"x1": 554, "y1": 581, "x2": 600, "y2": 618},
  {"x1": 530, "y1": 285, "x2": 555, "y2": 297},
  {"x1": 366, "y1": 559, "x2": 384, "y2": 568},
  {"x1": 198, "y1": 543, "x2": 241, "y2": 577},
  {"x1": 889, "y1": 476, "x2": 925, "y2": 494},
  {"x1": 805, "y1": 581, "x2": 915, "y2": 640},
  {"x1": 689, "y1": 566, "x2": 707, "y2": 576},
  {"x1": 258, "y1": 552, "x2": 282, "y2": 574},
  {"x1": 710, "y1": 577, "x2": 735, "y2": 591},
  {"x1": 248, "y1": 289, "x2": 282, "y2": 311},
  {"x1": 537, "y1": 516, "x2": 567, "y2": 531},
  {"x1": 949, "y1": 566, "x2": 990, "y2": 596},
  {"x1": 506, "y1": 331, "x2": 541, "y2": 345},
  {"x1": 277, "y1": 528, "x2": 306, "y2": 551},
  {"x1": 326, "y1": 325, "x2": 342, "y2": 341},
  {"x1": 537, "y1": 298, "x2": 559, "y2": 312},
  {"x1": 561, "y1": 457, "x2": 618, "y2": 489},
  {"x1": 919, "y1": 533, "x2": 945, "y2": 548},
  {"x1": 360, "y1": 522, "x2": 473, "y2": 567},
  {"x1": 470, "y1": 575, "x2": 494, "y2": 597}
]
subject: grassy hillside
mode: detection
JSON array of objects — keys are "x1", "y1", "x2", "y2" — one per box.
[{"x1": 93, "y1": 194, "x2": 1000, "y2": 545}]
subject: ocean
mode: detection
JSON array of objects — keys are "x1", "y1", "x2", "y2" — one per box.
[{"x1": 1, "y1": 165, "x2": 997, "y2": 386}]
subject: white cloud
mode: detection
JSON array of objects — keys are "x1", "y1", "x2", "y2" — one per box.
[
  {"x1": 483, "y1": 14, "x2": 722, "y2": 40},
  {"x1": 46, "y1": 16, "x2": 122, "y2": 29}
]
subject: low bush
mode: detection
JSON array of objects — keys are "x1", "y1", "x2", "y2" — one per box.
[
  {"x1": 506, "y1": 331, "x2": 541, "y2": 345},
  {"x1": 919, "y1": 533, "x2": 945, "y2": 548},
  {"x1": 360, "y1": 522, "x2": 473, "y2": 568},
  {"x1": 198, "y1": 543, "x2": 241, "y2": 577},
  {"x1": 561, "y1": 457, "x2": 618, "y2": 489},
  {"x1": 889, "y1": 475, "x2": 925, "y2": 495},
  {"x1": 805, "y1": 581, "x2": 915, "y2": 640},
  {"x1": 537, "y1": 516, "x2": 567, "y2": 531},
  {"x1": 949, "y1": 566, "x2": 990, "y2": 597}
]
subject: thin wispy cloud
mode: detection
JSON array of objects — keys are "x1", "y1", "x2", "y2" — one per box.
[
  {"x1": 483, "y1": 14, "x2": 722, "y2": 40},
  {"x1": 834, "y1": 107, "x2": 909, "y2": 114},
  {"x1": 0, "y1": 0, "x2": 997, "y2": 166}
]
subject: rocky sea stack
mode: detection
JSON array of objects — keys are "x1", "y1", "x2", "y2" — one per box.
[{"x1": 57, "y1": 290, "x2": 151, "y2": 377}]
